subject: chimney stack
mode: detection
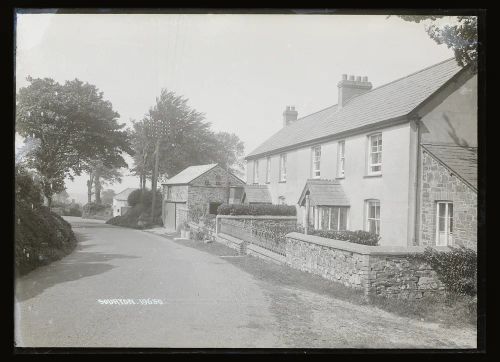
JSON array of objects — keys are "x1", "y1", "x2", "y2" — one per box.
[
  {"x1": 337, "y1": 74, "x2": 372, "y2": 109},
  {"x1": 283, "y1": 105, "x2": 298, "y2": 127}
]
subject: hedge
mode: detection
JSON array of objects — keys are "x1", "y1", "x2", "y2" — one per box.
[
  {"x1": 309, "y1": 229, "x2": 380, "y2": 246},
  {"x1": 217, "y1": 203, "x2": 296, "y2": 216},
  {"x1": 409, "y1": 246, "x2": 477, "y2": 296},
  {"x1": 15, "y1": 202, "x2": 77, "y2": 276}
]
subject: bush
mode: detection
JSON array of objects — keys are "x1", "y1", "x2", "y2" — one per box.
[
  {"x1": 309, "y1": 229, "x2": 380, "y2": 246},
  {"x1": 15, "y1": 202, "x2": 77, "y2": 275},
  {"x1": 67, "y1": 206, "x2": 82, "y2": 217},
  {"x1": 410, "y1": 246, "x2": 477, "y2": 296},
  {"x1": 217, "y1": 203, "x2": 296, "y2": 216},
  {"x1": 15, "y1": 165, "x2": 43, "y2": 207},
  {"x1": 83, "y1": 202, "x2": 109, "y2": 215},
  {"x1": 106, "y1": 202, "x2": 162, "y2": 229},
  {"x1": 128, "y1": 189, "x2": 162, "y2": 208}
]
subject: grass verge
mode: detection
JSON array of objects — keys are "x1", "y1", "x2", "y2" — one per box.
[{"x1": 164, "y1": 235, "x2": 476, "y2": 329}]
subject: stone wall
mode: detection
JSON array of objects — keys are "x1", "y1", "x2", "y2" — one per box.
[
  {"x1": 420, "y1": 150, "x2": 477, "y2": 249},
  {"x1": 286, "y1": 233, "x2": 446, "y2": 299}
]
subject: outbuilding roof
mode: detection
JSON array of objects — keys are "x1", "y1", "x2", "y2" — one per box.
[
  {"x1": 163, "y1": 164, "x2": 218, "y2": 185},
  {"x1": 247, "y1": 58, "x2": 464, "y2": 159},
  {"x1": 114, "y1": 188, "x2": 137, "y2": 201},
  {"x1": 242, "y1": 185, "x2": 272, "y2": 204},
  {"x1": 298, "y1": 179, "x2": 350, "y2": 207},
  {"x1": 421, "y1": 144, "x2": 477, "y2": 191}
]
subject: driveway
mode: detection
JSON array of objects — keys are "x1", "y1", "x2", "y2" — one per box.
[{"x1": 15, "y1": 217, "x2": 476, "y2": 348}]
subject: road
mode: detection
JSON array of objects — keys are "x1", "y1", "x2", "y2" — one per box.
[{"x1": 15, "y1": 217, "x2": 476, "y2": 348}]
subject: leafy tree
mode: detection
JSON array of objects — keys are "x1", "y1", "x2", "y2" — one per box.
[
  {"x1": 16, "y1": 77, "x2": 133, "y2": 207},
  {"x1": 84, "y1": 159, "x2": 123, "y2": 204},
  {"x1": 396, "y1": 16, "x2": 478, "y2": 72},
  {"x1": 52, "y1": 190, "x2": 70, "y2": 206},
  {"x1": 131, "y1": 90, "x2": 245, "y2": 187},
  {"x1": 101, "y1": 189, "x2": 116, "y2": 205}
]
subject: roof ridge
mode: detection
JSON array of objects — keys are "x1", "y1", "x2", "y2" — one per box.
[{"x1": 342, "y1": 57, "x2": 457, "y2": 108}]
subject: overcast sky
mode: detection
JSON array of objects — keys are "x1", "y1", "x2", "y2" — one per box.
[{"x1": 15, "y1": 13, "x2": 456, "y2": 203}]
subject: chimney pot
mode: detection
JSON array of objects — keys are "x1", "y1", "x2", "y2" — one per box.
[
  {"x1": 349, "y1": 75, "x2": 355, "y2": 81},
  {"x1": 283, "y1": 105, "x2": 298, "y2": 127},
  {"x1": 355, "y1": 76, "x2": 361, "y2": 82},
  {"x1": 362, "y1": 76, "x2": 368, "y2": 82},
  {"x1": 342, "y1": 74, "x2": 347, "y2": 80}
]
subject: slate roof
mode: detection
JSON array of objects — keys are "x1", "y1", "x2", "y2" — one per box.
[
  {"x1": 163, "y1": 164, "x2": 218, "y2": 185},
  {"x1": 247, "y1": 58, "x2": 463, "y2": 159},
  {"x1": 421, "y1": 144, "x2": 477, "y2": 191},
  {"x1": 242, "y1": 185, "x2": 272, "y2": 204},
  {"x1": 298, "y1": 179, "x2": 350, "y2": 207},
  {"x1": 114, "y1": 188, "x2": 137, "y2": 201}
]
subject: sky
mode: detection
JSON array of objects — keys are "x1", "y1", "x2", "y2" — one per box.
[{"x1": 15, "y1": 13, "x2": 456, "y2": 204}]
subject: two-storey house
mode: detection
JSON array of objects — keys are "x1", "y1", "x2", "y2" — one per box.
[{"x1": 245, "y1": 58, "x2": 477, "y2": 247}]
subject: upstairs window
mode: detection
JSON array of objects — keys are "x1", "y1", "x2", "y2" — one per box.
[
  {"x1": 337, "y1": 141, "x2": 345, "y2": 177},
  {"x1": 253, "y1": 160, "x2": 259, "y2": 184},
  {"x1": 436, "y1": 202, "x2": 453, "y2": 246},
  {"x1": 266, "y1": 157, "x2": 271, "y2": 183},
  {"x1": 368, "y1": 133, "x2": 382, "y2": 175},
  {"x1": 365, "y1": 199, "x2": 380, "y2": 234},
  {"x1": 312, "y1": 146, "x2": 321, "y2": 178},
  {"x1": 279, "y1": 154, "x2": 287, "y2": 182}
]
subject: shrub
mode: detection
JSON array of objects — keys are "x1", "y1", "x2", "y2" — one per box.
[
  {"x1": 127, "y1": 189, "x2": 142, "y2": 207},
  {"x1": 128, "y1": 189, "x2": 162, "y2": 208},
  {"x1": 106, "y1": 202, "x2": 162, "y2": 229},
  {"x1": 67, "y1": 206, "x2": 82, "y2": 217},
  {"x1": 410, "y1": 246, "x2": 477, "y2": 296},
  {"x1": 309, "y1": 229, "x2": 380, "y2": 246},
  {"x1": 15, "y1": 165, "x2": 43, "y2": 207},
  {"x1": 217, "y1": 203, "x2": 296, "y2": 216},
  {"x1": 83, "y1": 202, "x2": 108, "y2": 215},
  {"x1": 15, "y1": 202, "x2": 76, "y2": 275}
]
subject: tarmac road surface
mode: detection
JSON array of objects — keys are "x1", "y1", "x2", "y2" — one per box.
[{"x1": 15, "y1": 217, "x2": 476, "y2": 348}]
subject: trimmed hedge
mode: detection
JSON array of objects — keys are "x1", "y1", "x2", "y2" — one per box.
[
  {"x1": 410, "y1": 246, "x2": 477, "y2": 296},
  {"x1": 217, "y1": 203, "x2": 296, "y2": 216},
  {"x1": 309, "y1": 229, "x2": 380, "y2": 246}
]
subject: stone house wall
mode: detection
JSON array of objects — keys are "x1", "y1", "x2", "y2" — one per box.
[{"x1": 419, "y1": 150, "x2": 477, "y2": 250}]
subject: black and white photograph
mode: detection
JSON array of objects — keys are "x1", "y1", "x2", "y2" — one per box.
[{"x1": 13, "y1": 9, "x2": 482, "y2": 350}]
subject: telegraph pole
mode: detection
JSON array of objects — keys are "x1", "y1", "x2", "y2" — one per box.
[{"x1": 148, "y1": 117, "x2": 167, "y2": 224}]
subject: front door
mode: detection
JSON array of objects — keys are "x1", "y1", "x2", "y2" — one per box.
[{"x1": 165, "y1": 202, "x2": 176, "y2": 230}]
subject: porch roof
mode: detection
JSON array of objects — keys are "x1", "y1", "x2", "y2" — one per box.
[{"x1": 298, "y1": 179, "x2": 350, "y2": 207}]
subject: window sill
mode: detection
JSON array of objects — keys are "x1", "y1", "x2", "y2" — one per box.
[
  {"x1": 363, "y1": 174, "x2": 382, "y2": 178},
  {"x1": 278, "y1": 181, "x2": 287, "y2": 183}
]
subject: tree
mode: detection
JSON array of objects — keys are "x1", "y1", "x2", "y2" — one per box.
[
  {"x1": 16, "y1": 77, "x2": 133, "y2": 207},
  {"x1": 101, "y1": 189, "x2": 116, "y2": 205},
  {"x1": 396, "y1": 16, "x2": 478, "y2": 72},
  {"x1": 53, "y1": 190, "x2": 70, "y2": 205},
  {"x1": 84, "y1": 159, "x2": 123, "y2": 204}
]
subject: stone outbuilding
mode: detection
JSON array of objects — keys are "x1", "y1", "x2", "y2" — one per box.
[{"x1": 161, "y1": 164, "x2": 245, "y2": 230}]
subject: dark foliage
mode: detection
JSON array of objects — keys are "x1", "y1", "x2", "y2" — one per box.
[
  {"x1": 409, "y1": 246, "x2": 477, "y2": 296},
  {"x1": 127, "y1": 189, "x2": 162, "y2": 208},
  {"x1": 309, "y1": 229, "x2": 380, "y2": 246},
  {"x1": 15, "y1": 203, "x2": 76, "y2": 275},
  {"x1": 217, "y1": 203, "x2": 296, "y2": 216}
]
